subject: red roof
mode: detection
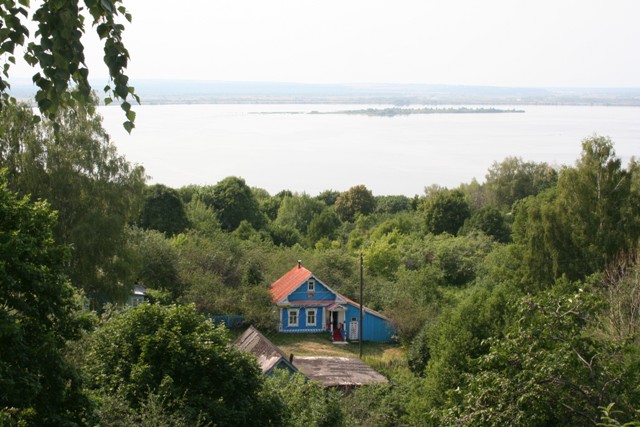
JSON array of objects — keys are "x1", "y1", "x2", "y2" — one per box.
[{"x1": 269, "y1": 265, "x2": 312, "y2": 304}]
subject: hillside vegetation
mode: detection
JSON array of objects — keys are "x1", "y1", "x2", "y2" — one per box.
[{"x1": 1, "y1": 101, "x2": 640, "y2": 426}]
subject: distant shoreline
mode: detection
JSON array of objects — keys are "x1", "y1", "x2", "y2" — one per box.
[{"x1": 9, "y1": 79, "x2": 640, "y2": 107}]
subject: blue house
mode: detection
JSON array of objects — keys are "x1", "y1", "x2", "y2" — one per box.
[{"x1": 269, "y1": 262, "x2": 396, "y2": 342}]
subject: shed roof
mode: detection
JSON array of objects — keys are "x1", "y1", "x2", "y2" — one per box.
[
  {"x1": 132, "y1": 284, "x2": 147, "y2": 297},
  {"x1": 233, "y1": 326, "x2": 297, "y2": 374},
  {"x1": 292, "y1": 356, "x2": 388, "y2": 387}
]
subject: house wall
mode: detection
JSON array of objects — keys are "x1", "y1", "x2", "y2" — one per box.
[
  {"x1": 276, "y1": 276, "x2": 395, "y2": 342},
  {"x1": 281, "y1": 306, "x2": 325, "y2": 333},
  {"x1": 345, "y1": 304, "x2": 396, "y2": 342},
  {"x1": 287, "y1": 278, "x2": 335, "y2": 303}
]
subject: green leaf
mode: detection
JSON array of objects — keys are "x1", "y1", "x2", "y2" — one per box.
[
  {"x1": 123, "y1": 120, "x2": 134, "y2": 134},
  {"x1": 100, "y1": 0, "x2": 113, "y2": 13},
  {"x1": 125, "y1": 109, "x2": 135, "y2": 122},
  {"x1": 104, "y1": 97, "x2": 112, "y2": 105},
  {"x1": 121, "y1": 101, "x2": 131, "y2": 112}
]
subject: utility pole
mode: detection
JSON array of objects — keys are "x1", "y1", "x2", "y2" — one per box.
[{"x1": 359, "y1": 253, "x2": 363, "y2": 359}]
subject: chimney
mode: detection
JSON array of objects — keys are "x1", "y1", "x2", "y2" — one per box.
[
  {"x1": 297, "y1": 260, "x2": 302, "y2": 269},
  {"x1": 289, "y1": 353, "x2": 294, "y2": 364}
]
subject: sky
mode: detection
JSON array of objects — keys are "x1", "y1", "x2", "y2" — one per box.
[{"x1": 10, "y1": 0, "x2": 640, "y2": 88}]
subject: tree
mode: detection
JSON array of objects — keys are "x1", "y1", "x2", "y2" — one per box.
[
  {"x1": 139, "y1": 184, "x2": 189, "y2": 236},
  {"x1": 0, "y1": 102, "x2": 145, "y2": 303},
  {"x1": 431, "y1": 232, "x2": 495, "y2": 286},
  {"x1": 201, "y1": 177, "x2": 266, "y2": 232},
  {"x1": 335, "y1": 184, "x2": 376, "y2": 222},
  {"x1": 0, "y1": 173, "x2": 90, "y2": 425},
  {"x1": 513, "y1": 137, "x2": 639, "y2": 285},
  {"x1": 440, "y1": 282, "x2": 640, "y2": 426},
  {"x1": 484, "y1": 156, "x2": 557, "y2": 210},
  {"x1": 0, "y1": 0, "x2": 138, "y2": 131},
  {"x1": 364, "y1": 231, "x2": 402, "y2": 280},
  {"x1": 422, "y1": 189, "x2": 470, "y2": 235},
  {"x1": 263, "y1": 372, "x2": 345, "y2": 427},
  {"x1": 268, "y1": 223, "x2": 303, "y2": 247},
  {"x1": 315, "y1": 189, "x2": 340, "y2": 207},
  {"x1": 127, "y1": 227, "x2": 182, "y2": 299},
  {"x1": 307, "y1": 208, "x2": 342, "y2": 247},
  {"x1": 557, "y1": 136, "x2": 639, "y2": 272},
  {"x1": 374, "y1": 195, "x2": 410, "y2": 214},
  {"x1": 275, "y1": 193, "x2": 326, "y2": 235},
  {"x1": 461, "y1": 206, "x2": 511, "y2": 243},
  {"x1": 84, "y1": 304, "x2": 281, "y2": 426},
  {"x1": 183, "y1": 198, "x2": 221, "y2": 237}
]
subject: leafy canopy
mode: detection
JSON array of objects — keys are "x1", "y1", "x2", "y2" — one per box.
[
  {"x1": 0, "y1": 0, "x2": 138, "y2": 131},
  {"x1": 84, "y1": 304, "x2": 280, "y2": 426},
  {"x1": 0, "y1": 172, "x2": 90, "y2": 425}
]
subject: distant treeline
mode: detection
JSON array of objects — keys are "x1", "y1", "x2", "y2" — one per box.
[
  {"x1": 318, "y1": 106, "x2": 526, "y2": 116},
  {"x1": 251, "y1": 107, "x2": 525, "y2": 116}
]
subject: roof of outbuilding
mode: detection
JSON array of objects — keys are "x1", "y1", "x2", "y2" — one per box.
[
  {"x1": 292, "y1": 356, "x2": 388, "y2": 387},
  {"x1": 269, "y1": 264, "x2": 313, "y2": 304},
  {"x1": 233, "y1": 326, "x2": 297, "y2": 374},
  {"x1": 132, "y1": 284, "x2": 147, "y2": 296}
]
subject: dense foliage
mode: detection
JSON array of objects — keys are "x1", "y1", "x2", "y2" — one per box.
[
  {"x1": 0, "y1": 173, "x2": 91, "y2": 425},
  {"x1": 0, "y1": 102, "x2": 145, "y2": 304},
  {"x1": 0, "y1": 0, "x2": 137, "y2": 130},
  {"x1": 83, "y1": 304, "x2": 280, "y2": 426}
]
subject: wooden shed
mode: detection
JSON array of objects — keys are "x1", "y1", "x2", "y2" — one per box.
[{"x1": 233, "y1": 326, "x2": 298, "y2": 375}]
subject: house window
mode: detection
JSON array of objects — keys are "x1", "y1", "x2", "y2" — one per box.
[
  {"x1": 308, "y1": 279, "x2": 315, "y2": 292},
  {"x1": 288, "y1": 309, "x2": 299, "y2": 327},
  {"x1": 307, "y1": 309, "x2": 317, "y2": 326}
]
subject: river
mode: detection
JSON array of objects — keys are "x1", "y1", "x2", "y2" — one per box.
[{"x1": 99, "y1": 104, "x2": 640, "y2": 196}]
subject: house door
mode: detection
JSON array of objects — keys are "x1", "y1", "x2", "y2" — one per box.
[
  {"x1": 349, "y1": 319, "x2": 359, "y2": 340},
  {"x1": 332, "y1": 311, "x2": 339, "y2": 330}
]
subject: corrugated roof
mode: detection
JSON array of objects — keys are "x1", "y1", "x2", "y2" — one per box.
[
  {"x1": 269, "y1": 265, "x2": 312, "y2": 304},
  {"x1": 233, "y1": 326, "x2": 297, "y2": 374},
  {"x1": 340, "y1": 294, "x2": 390, "y2": 321},
  {"x1": 132, "y1": 284, "x2": 147, "y2": 296},
  {"x1": 292, "y1": 356, "x2": 388, "y2": 387}
]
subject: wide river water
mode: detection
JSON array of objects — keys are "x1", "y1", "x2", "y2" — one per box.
[{"x1": 99, "y1": 104, "x2": 640, "y2": 196}]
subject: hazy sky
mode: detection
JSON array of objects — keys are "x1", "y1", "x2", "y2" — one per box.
[{"x1": 11, "y1": 0, "x2": 640, "y2": 87}]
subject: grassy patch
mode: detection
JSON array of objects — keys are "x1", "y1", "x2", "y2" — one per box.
[{"x1": 260, "y1": 331, "x2": 406, "y2": 365}]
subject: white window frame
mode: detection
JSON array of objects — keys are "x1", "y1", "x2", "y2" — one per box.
[
  {"x1": 288, "y1": 309, "x2": 299, "y2": 327},
  {"x1": 307, "y1": 308, "x2": 317, "y2": 327},
  {"x1": 308, "y1": 279, "x2": 315, "y2": 292}
]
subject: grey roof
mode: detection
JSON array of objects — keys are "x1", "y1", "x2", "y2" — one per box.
[
  {"x1": 292, "y1": 356, "x2": 388, "y2": 387},
  {"x1": 233, "y1": 326, "x2": 297, "y2": 374},
  {"x1": 132, "y1": 284, "x2": 147, "y2": 297}
]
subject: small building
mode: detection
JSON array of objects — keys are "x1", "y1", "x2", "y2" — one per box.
[
  {"x1": 128, "y1": 284, "x2": 148, "y2": 307},
  {"x1": 233, "y1": 326, "x2": 298, "y2": 375},
  {"x1": 292, "y1": 356, "x2": 388, "y2": 388},
  {"x1": 234, "y1": 327, "x2": 388, "y2": 388},
  {"x1": 269, "y1": 262, "x2": 396, "y2": 342}
]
